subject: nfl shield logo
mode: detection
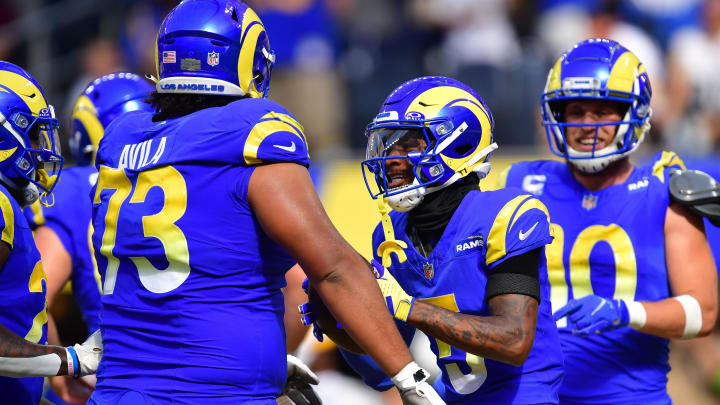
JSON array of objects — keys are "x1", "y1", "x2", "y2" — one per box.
[
  {"x1": 423, "y1": 262, "x2": 434, "y2": 280},
  {"x1": 582, "y1": 194, "x2": 598, "y2": 210},
  {"x1": 207, "y1": 51, "x2": 220, "y2": 67}
]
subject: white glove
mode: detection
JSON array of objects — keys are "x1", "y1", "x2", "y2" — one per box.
[
  {"x1": 286, "y1": 354, "x2": 319, "y2": 384},
  {"x1": 66, "y1": 330, "x2": 103, "y2": 377},
  {"x1": 282, "y1": 355, "x2": 322, "y2": 405},
  {"x1": 392, "y1": 362, "x2": 445, "y2": 405}
]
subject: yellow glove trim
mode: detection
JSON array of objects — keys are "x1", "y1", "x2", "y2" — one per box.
[{"x1": 377, "y1": 269, "x2": 414, "y2": 322}]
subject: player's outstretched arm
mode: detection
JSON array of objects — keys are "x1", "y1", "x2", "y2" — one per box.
[
  {"x1": 559, "y1": 203, "x2": 720, "y2": 338},
  {"x1": 249, "y1": 163, "x2": 413, "y2": 375},
  {"x1": 636, "y1": 202, "x2": 718, "y2": 338},
  {"x1": 409, "y1": 294, "x2": 537, "y2": 367},
  {"x1": 250, "y1": 163, "x2": 444, "y2": 404},
  {"x1": 378, "y1": 249, "x2": 541, "y2": 367},
  {"x1": 33, "y1": 225, "x2": 72, "y2": 306},
  {"x1": 0, "y1": 324, "x2": 101, "y2": 378}
]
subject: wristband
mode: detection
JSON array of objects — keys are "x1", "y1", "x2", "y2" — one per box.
[
  {"x1": 391, "y1": 361, "x2": 428, "y2": 390},
  {"x1": 66, "y1": 347, "x2": 79, "y2": 378},
  {"x1": 623, "y1": 300, "x2": 647, "y2": 329}
]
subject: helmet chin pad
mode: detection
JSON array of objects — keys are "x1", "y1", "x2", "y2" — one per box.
[
  {"x1": 387, "y1": 184, "x2": 426, "y2": 212},
  {"x1": 21, "y1": 183, "x2": 39, "y2": 207}
]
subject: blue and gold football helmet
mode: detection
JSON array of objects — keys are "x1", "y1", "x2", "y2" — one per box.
[
  {"x1": 155, "y1": 0, "x2": 275, "y2": 98},
  {"x1": 0, "y1": 61, "x2": 62, "y2": 205},
  {"x1": 361, "y1": 76, "x2": 497, "y2": 212},
  {"x1": 71, "y1": 72, "x2": 153, "y2": 166},
  {"x1": 541, "y1": 38, "x2": 652, "y2": 173}
]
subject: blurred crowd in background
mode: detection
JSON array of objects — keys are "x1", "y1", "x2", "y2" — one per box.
[
  {"x1": 2, "y1": 0, "x2": 720, "y2": 161},
  {"x1": 2, "y1": 0, "x2": 720, "y2": 404}
]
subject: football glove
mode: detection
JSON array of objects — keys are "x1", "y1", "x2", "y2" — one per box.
[
  {"x1": 66, "y1": 329, "x2": 103, "y2": 378},
  {"x1": 280, "y1": 355, "x2": 321, "y2": 405},
  {"x1": 372, "y1": 259, "x2": 415, "y2": 323},
  {"x1": 553, "y1": 295, "x2": 629, "y2": 336},
  {"x1": 392, "y1": 362, "x2": 445, "y2": 405},
  {"x1": 299, "y1": 278, "x2": 326, "y2": 343}
]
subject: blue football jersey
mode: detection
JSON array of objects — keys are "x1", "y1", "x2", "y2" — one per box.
[
  {"x1": 90, "y1": 98, "x2": 308, "y2": 404},
  {"x1": 372, "y1": 189, "x2": 564, "y2": 404},
  {"x1": 23, "y1": 166, "x2": 102, "y2": 334},
  {"x1": 0, "y1": 184, "x2": 48, "y2": 405},
  {"x1": 502, "y1": 151, "x2": 686, "y2": 404}
]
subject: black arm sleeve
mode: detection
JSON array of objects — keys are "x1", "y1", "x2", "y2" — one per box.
[{"x1": 485, "y1": 248, "x2": 542, "y2": 303}]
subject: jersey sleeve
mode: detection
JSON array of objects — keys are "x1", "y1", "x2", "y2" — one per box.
[
  {"x1": 0, "y1": 190, "x2": 16, "y2": 248},
  {"x1": 230, "y1": 100, "x2": 310, "y2": 167},
  {"x1": 485, "y1": 194, "x2": 552, "y2": 269}
]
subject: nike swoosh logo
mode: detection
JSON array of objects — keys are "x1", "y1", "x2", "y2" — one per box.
[
  {"x1": 519, "y1": 222, "x2": 538, "y2": 241},
  {"x1": 273, "y1": 141, "x2": 296, "y2": 152}
]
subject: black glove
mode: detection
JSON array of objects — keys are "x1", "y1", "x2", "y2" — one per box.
[{"x1": 280, "y1": 375, "x2": 322, "y2": 405}]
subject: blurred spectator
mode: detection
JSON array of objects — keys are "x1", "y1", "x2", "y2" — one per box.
[
  {"x1": 410, "y1": 0, "x2": 522, "y2": 71},
  {"x1": 410, "y1": 0, "x2": 547, "y2": 147},
  {"x1": 536, "y1": 0, "x2": 597, "y2": 60},
  {"x1": 0, "y1": 3, "x2": 16, "y2": 60},
  {"x1": 119, "y1": 1, "x2": 171, "y2": 76},
  {"x1": 664, "y1": 0, "x2": 720, "y2": 156},
  {"x1": 537, "y1": 0, "x2": 664, "y2": 81},
  {"x1": 62, "y1": 39, "x2": 125, "y2": 152},
  {"x1": 249, "y1": 0, "x2": 351, "y2": 161},
  {"x1": 620, "y1": 0, "x2": 703, "y2": 50}
]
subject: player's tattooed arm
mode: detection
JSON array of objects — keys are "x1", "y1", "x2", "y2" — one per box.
[
  {"x1": 0, "y1": 323, "x2": 69, "y2": 376},
  {"x1": 408, "y1": 294, "x2": 538, "y2": 367}
]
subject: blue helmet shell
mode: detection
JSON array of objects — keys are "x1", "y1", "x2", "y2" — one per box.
[
  {"x1": 71, "y1": 72, "x2": 154, "y2": 166},
  {"x1": 155, "y1": 0, "x2": 275, "y2": 98},
  {"x1": 541, "y1": 38, "x2": 652, "y2": 173},
  {"x1": 0, "y1": 61, "x2": 63, "y2": 199},
  {"x1": 361, "y1": 76, "x2": 496, "y2": 209}
]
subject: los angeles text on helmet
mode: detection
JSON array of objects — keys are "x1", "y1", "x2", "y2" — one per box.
[{"x1": 160, "y1": 83, "x2": 226, "y2": 92}]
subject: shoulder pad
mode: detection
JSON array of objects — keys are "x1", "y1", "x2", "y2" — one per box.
[{"x1": 669, "y1": 169, "x2": 720, "y2": 226}]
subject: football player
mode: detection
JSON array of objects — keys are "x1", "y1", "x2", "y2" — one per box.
[
  {"x1": 499, "y1": 38, "x2": 718, "y2": 404},
  {"x1": 305, "y1": 76, "x2": 565, "y2": 404},
  {"x1": 30, "y1": 72, "x2": 153, "y2": 329},
  {"x1": 0, "y1": 61, "x2": 101, "y2": 404},
  {"x1": 23, "y1": 72, "x2": 154, "y2": 404},
  {"x1": 87, "y1": 1, "x2": 443, "y2": 404}
]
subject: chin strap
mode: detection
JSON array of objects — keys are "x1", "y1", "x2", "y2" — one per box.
[
  {"x1": 376, "y1": 197, "x2": 407, "y2": 267},
  {"x1": 36, "y1": 170, "x2": 58, "y2": 207},
  {"x1": 39, "y1": 191, "x2": 55, "y2": 208}
]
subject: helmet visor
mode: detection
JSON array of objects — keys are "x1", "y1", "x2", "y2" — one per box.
[{"x1": 365, "y1": 127, "x2": 427, "y2": 160}]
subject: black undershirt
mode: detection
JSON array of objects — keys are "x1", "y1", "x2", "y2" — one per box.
[{"x1": 406, "y1": 173, "x2": 480, "y2": 255}]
